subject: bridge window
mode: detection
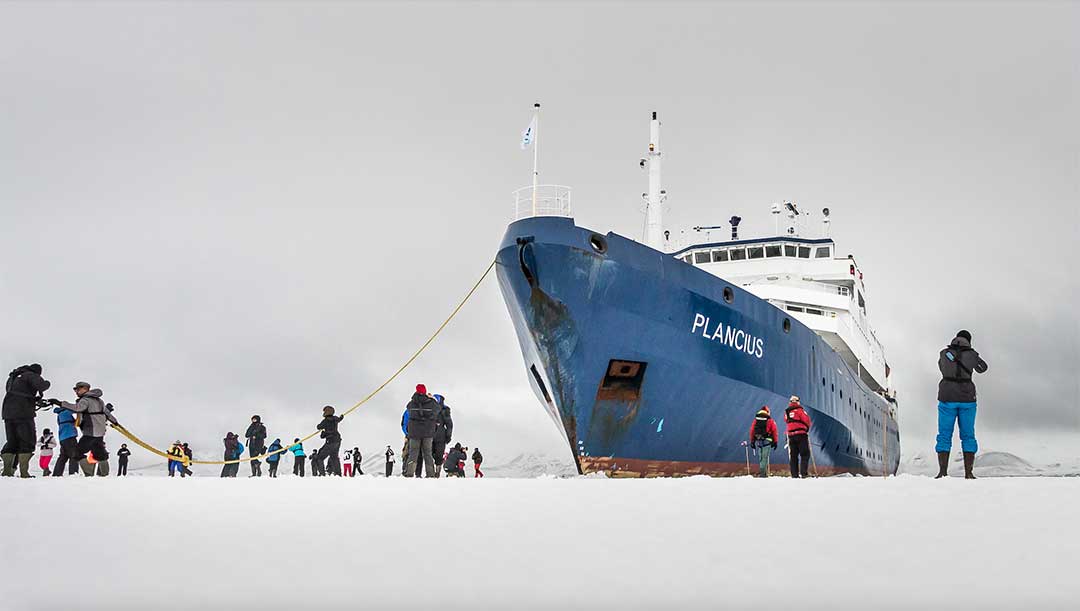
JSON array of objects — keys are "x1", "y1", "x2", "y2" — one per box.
[
  {"x1": 765, "y1": 245, "x2": 782, "y2": 258},
  {"x1": 747, "y1": 247, "x2": 764, "y2": 259},
  {"x1": 784, "y1": 245, "x2": 797, "y2": 257},
  {"x1": 683, "y1": 255, "x2": 692, "y2": 263},
  {"x1": 805, "y1": 308, "x2": 823, "y2": 316},
  {"x1": 712, "y1": 249, "x2": 729, "y2": 262},
  {"x1": 694, "y1": 251, "x2": 710, "y2": 264},
  {"x1": 815, "y1": 246, "x2": 831, "y2": 258},
  {"x1": 798, "y1": 246, "x2": 811, "y2": 258},
  {"x1": 786, "y1": 305, "x2": 804, "y2": 313},
  {"x1": 729, "y1": 248, "x2": 747, "y2": 261}
]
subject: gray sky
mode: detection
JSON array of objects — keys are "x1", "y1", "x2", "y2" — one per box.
[{"x1": 2, "y1": 1, "x2": 1077, "y2": 465}]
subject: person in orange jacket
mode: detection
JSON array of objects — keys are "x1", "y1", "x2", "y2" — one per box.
[
  {"x1": 784, "y1": 396, "x2": 813, "y2": 478},
  {"x1": 748, "y1": 406, "x2": 778, "y2": 477}
]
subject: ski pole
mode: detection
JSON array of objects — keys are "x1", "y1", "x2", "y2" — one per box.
[
  {"x1": 742, "y1": 441, "x2": 751, "y2": 476},
  {"x1": 809, "y1": 441, "x2": 819, "y2": 478}
]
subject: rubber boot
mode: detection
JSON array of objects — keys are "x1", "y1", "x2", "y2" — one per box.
[
  {"x1": 17, "y1": 453, "x2": 34, "y2": 478},
  {"x1": 80, "y1": 458, "x2": 95, "y2": 477},
  {"x1": 96, "y1": 460, "x2": 109, "y2": 477},
  {"x1": 963, "y1": 452, "x2": 976, "y2": 480},
  {"x1": 935, "y1": 451, "x2": 949, "y2": 479},
  {"x1": 1, "y1": 453, "x2": 15, "y2": 477}
]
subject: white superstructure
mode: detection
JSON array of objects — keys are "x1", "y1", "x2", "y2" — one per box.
[{"x1": 672, "y1": 210, "x2": 894, "y2": 398}]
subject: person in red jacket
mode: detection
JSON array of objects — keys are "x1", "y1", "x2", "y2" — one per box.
[
  {"x1": 784, "y1": 395, "x2": 813, "y2": 478},
  {"x1": 748, "y1": 406, "x2": 778, "y2": 477}
]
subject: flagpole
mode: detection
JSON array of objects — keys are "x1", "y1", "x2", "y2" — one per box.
[{"x1": 531, "y1": 102, "x2": 540, "y2": 216}]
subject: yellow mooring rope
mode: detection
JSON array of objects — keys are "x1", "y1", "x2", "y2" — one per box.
[{"x1": 109, "y1": 260, "x2": 497, "y2": 466}]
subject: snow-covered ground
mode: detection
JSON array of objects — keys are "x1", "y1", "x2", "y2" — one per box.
[{"x1": 2, "y1": 475, "x2": 1076, "y2": 610}]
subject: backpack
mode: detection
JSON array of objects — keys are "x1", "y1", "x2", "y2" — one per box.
[
  {"x1": 752, "y1": 417, "x2": 770, "y2": 440},
  {"x1": 236, "y1": 441, "x2": 245, "y2": 457}
]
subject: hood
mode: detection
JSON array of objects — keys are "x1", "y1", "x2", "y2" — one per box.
[
  {"x1": 84, "y1": 389, "x2": 103, "y2": 399},
  {"x1": 950, "y1": 336, "x2": 972, "y2": 349}
]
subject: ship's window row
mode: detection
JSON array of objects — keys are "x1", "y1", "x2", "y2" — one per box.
[
  {"x1": 785, "y1": 304, "x2": 837, "y2": 318},
  {"x1": 680, "y1": 244, "x2": 831, "y2": 265}
]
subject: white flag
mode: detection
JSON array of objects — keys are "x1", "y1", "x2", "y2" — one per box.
[{"x1": 520, "y1": 115, "x2": 537, "y2": 150}]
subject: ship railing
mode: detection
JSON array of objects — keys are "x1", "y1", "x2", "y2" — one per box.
[
  {"x1": 512, "y1": 185, "x2": 572, "y2": 220},
  {"x1": 744, "y1": 277, "x2": 852, "y2": 298}
]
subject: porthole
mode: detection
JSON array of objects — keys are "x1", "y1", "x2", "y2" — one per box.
[
  {"x1": 589, "y1": 234, "x2": 608, "y2": 254},
  {"x1": 723, "y1": 287, "x2": 734, "y2": 304},
  {"x1": 831, "y1": 383, "x2": 835, "y2": 393},
  {"x1": 822, "y1": 377, "x2": 826, "y2": 387},
  {"x1": 783, "y1": 318, "x2": 791, "y2": 333},
  {"x1": 840, "y1": 389, "x2": 843, "y2": 399}
]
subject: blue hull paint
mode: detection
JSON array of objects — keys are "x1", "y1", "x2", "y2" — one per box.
[{"x1": 496, "y1": 216, "x2": 900, "y2": 477}]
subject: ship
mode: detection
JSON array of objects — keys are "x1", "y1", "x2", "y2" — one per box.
[{"x1": 496, "y1": 110, "x2": 900, "y2": 477}]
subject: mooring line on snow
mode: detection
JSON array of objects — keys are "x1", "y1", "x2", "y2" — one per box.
[{"x1": 109, "y1": 259, "x2": 498, "y2": 466}]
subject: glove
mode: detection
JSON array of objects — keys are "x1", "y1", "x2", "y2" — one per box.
[
  {"x1": 771, "y1": 443, "x2": 778, "y2": 450},
  {"x1": 47, "y1": 398, "x2": 61, "y2": 406}
]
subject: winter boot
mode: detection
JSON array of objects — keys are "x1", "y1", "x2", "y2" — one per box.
[
  {"x1": 80, "y1": 458, "x2": 95, "y2": 477},
  {"x1": 42, "y1": 467, "x2": 50, "y2": 477},
  {"x1": 1, "y1": 453, "x2": 15, "y2": 477},
  {"x1": 963, "y1": 452, "x2": 976, "y2": 480},
  {"x1": 96, "y1": 460, "x2": 109, "y2": 477},
  {"x1": 17, "y1": 453, "x2": 34, "y2": 478},
  {"x1": 935, "y1": 451, "x2": 949, "y2": 479}
]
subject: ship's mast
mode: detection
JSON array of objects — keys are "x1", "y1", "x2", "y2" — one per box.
[{"x1": 643, "y1": 111, "x2": 666, "y2": 251}]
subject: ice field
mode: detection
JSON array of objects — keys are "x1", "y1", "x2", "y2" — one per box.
[{"x1": 2, "y1": 474, "x2": 1077, "y2": 610}]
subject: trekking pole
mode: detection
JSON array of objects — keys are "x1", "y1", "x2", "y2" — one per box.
[
  {"x1": 809, "y1": 441, "x2": 819, "y2": 478},
  {"x1": 741, "y1": 441, "x2": 751, "y2": 476}
]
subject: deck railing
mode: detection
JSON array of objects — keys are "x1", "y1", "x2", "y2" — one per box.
[{"x1": 513, "y1": 185, "x2": 572, "y2": 220}]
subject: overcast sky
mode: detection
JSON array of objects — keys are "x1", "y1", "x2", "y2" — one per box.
[{"x1": 2, "y1": 1, "x2": 1077, "y2": 466}]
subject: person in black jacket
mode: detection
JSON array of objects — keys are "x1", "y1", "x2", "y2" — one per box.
[
  {"x1": 245, "y1": 415, "x2": 267, "y2": 477},
  {"x1": 2, "y1": 364, "x2": 51, "y2": 478},
  {"x1": 472, "y1": 447, "x2": 484, "y2": 478},
  {"x1": 317, "y1": 406, "x2": 344, "y2": 476},
  {"x1": 181, "y1": 443, "x2": 194, "y2": 476},
  {"x1": 384, "y1": 445, "x2": 395, "y2": 477},
  {"x1": 310, "y1": 448, "x2": 323, "y2": 476},
  {"x1": 431, "y1": 394, "x2": 454, "y2": 478},
  {"x1": 935, "y1": 330, "x2": 989, "y2": 479},
  {"x1": 116, "y1": 444, "x2": 131, "y2": 476},
  {"x1": 221, "y1": 432, "x2": 241, "y2": 478},
  {"x1": 404, "y1": 384, "x2": 438, "y2": 478},
  {"x1": 352, "y1": 447, "x2": 362, "y2": 476}
]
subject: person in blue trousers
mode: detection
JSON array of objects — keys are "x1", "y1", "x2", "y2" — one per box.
[{"x1": 935, "y1": 330, "x2": 988, "y2": 479}]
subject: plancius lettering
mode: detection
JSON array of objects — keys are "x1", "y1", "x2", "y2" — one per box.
[{"x1": 690, "y1": 313, "x2": 765, "y2": 359}]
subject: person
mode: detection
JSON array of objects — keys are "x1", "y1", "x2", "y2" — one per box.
[
  {"x1": 265, "y1": 438, "x2": 283, "y2": 478},
  {"x1": 784, "y1": 396, "x2": 813, "y2": 479},
  {"x1": 404, "y1": 384, "x2": 438, "y2": 478},
  {"x1": 343, "y1": 448, "x2": 354, "y2": 477},
  {"x1": 289, "y1": 438, "x2": 306, "y2": 477},
  {"x1": 221, "y1": 432, "x2": 241, "y2": 478},
  {"x1": 472, "y1": 447, "x2": 484, "y2": 478},
  {"x1": 245, "y1": 415, "x2": 267, "y2": 477},
  {"x1": 384, "y1": 445, "x2": 395, "y2": 477},
  {"x1": 352, "y1": 447, "x2": 362, "y2": 476},
  {"x1": 2, "y1": 364, "x2": 51, "y2": 478},
  {"x1": 35, "y1": 428, "x2": 57, "y2": 477},
  {"x1": 432, "y1": 394, "x2": 454, "y2": 478},
  {"x1": 50, "y1": 382, "x2": 118, "y2": 477},
  {"x1": 936, "y1": 329, "x2": 989, "y2": 479},
  {"x1": 168, "y1": 441, "x2": 185, "y2": 477},
  {"x1": 317, "y1": 406, "x2": 344, "y2": 476},
  {"x1": 116, "y1": 444, "x2": 131, "y2": 476},
  {"x1": 401, "y1": 438, "x2": 408, "y2": 475},
  {"x1": 443, "y1": 443, "x2": 466, "y2": 477},
  {"x1": 748, "y1": 406, "x2": 778, "y2": 477},
  {"x1": 181, "y1": 443, "x2": 194, "y2": 476},
  {"x1": 310, "y1": 447, "x2": 324, "y2": 476},
  {"x1": 51, "y1": 404, "x2": 79, "y2": 477}
]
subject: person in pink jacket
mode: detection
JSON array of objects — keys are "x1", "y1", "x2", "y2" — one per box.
[{"x1": 38, "y1": 429, "x2": 57, "y2": 477}]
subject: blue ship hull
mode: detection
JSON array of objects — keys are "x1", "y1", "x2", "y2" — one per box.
[{"x1": 496, "y1": 216, "x2": 900, "y2": 477}]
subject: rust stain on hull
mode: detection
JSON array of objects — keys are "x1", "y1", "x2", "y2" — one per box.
[{"x1": 580, "y1": 456, "x2": 872, "y2": 478}]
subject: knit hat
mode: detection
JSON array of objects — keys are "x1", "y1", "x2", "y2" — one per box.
[
  {"x1": 416, "y1": 384, "x2": 427, "y2": 395},
  {"x1": 758, "y1": 405, "x2": 770, "y2": 414},
  {"x1": 956, "y1": 329, "x2": 972, "y2": 342}
]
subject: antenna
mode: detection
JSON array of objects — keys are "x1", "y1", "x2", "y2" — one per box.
[
  {"x1": 771, "y1": 203, "x2": 782, "y2": 236},
  {"x1": 642, "y1": 111, "x2": 665, "y2": 251}
]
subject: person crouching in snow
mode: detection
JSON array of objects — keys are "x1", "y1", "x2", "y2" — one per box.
[
  {"x1": 38, "y1": 428, "x2": 57, "y2": 476},
  {"x1": 748, "y1": 406, "x2": 778, "y2": 477},
  {"x1": 317, "y1": 406, "x2": 343, "y2": 476},
  {"x1": 443, "y1": 443, "x2": 466, "y2": 477},
  {"x1": 784, "y1": 396, "x2": 813, "y2": 478},
  {"x1": 265, "y1": 438, "x2": 283, "y2": 478}
]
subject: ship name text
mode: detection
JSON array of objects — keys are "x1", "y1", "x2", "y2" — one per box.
[{"x1": 690, "y1": 313, "x2": 765, "y2": 359}]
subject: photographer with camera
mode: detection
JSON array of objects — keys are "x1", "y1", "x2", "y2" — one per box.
[
  {"x1": 48, "y1": 381, "x2": 118, "y2": 477},
  {"x1": 2, "y1": 364, "x2": 51, "y2": 478}
]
